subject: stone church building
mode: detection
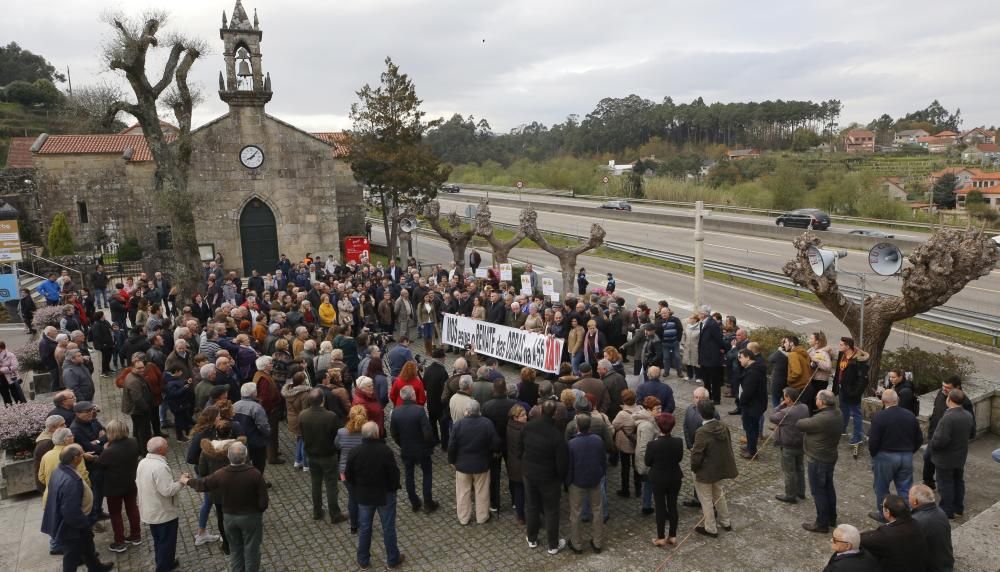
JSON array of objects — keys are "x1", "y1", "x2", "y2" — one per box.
[{"x1": 24, "y1": 0, "x2": 363, "y2": 275}]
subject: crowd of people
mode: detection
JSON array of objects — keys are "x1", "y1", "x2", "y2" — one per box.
[{"x1": 26, "y1": 251, "x2": 994, "y2": 571}]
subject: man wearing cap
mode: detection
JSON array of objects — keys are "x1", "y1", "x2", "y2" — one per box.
[
  {"x1": 63, "y1": 349, "x2": 95, "y2": 403},
  {"x1": 70, "y1": 401, "x2": 108, "y2": 524}
]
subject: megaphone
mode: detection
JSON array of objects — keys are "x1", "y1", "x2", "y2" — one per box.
[
  {"x1": 807, "y1": 245, "x2": 847, "y2": 276},
  {"x1": 868, "y1": 242, "x2": 902, "y2": 276},
  {"x1": 399, "y1": 217, "x2": 418, "y2": 233}
]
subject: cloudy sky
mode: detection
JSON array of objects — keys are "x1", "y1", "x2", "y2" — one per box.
[{"x1": 5, "y1": 0, "x2": 999, "y2": 133}]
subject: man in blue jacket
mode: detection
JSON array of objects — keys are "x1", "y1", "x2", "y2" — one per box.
[
  {"x1": 566, "y1": 414, "x2": 607, "y2": 554},
  {"x1": 867, "y1": 388, "x2": 922, "y2": 523},
  {"x1": 38, "y1": 273, "x2": 62, "y2": 306},
  {"x1": 40, "y1": 445, "x2": 114, "y2": 571}
]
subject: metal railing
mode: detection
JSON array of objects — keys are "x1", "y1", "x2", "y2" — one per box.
[
  {"x1": 377, "y1": 214, "x2": 1000, "y2": 344},
  {"x1": 453, "y1": 182, "x2": 999, "y2": 234},
  {"x1": 26, "y1": 252, "x2": 84, "y2": 281}
]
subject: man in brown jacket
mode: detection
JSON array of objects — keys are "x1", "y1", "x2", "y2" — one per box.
[
  {"x1": 690, "y1": 400, "x2": 738, "y2": 538},
  {"x1": 572, "y1": 363, "x2": 610, "y2": 413},
  {"x1": 783, "y1": 336, "x2": 812, "y2": 392},
  {"x1": 182, "y1": 442, "x2": 268, "y2": 571}
]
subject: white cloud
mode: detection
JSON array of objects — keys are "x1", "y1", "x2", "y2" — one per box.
[{"x1": 4, "y1": 0, "x2": 999, "y2": 134}]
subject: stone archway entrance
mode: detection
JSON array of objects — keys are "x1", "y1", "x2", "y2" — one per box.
[{"x1": 239, "y1": 198, "x2": 279, "y2": 276}]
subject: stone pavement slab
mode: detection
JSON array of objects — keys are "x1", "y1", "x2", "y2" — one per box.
[{"x1": 8, "y1": 347, "x2": 1000, "y2": 571}]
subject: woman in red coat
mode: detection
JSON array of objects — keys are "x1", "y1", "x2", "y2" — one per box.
[
  {"x1": 352, "y1": 376, "x2": 385, "y2": 437},
  {"x1": 388, "y1": 361, "x2": 426, "y2": 407}
]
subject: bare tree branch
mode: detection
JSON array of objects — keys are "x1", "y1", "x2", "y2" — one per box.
[{"x1": 474, "y1": 199, "x2": 527, "y2": 263}]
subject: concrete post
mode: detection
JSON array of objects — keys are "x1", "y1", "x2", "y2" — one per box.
[{"x1": 694, "y1": 200, "x2": 705, "y2": 308}]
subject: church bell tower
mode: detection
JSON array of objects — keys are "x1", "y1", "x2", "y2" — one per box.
[{"x1": 219, "y1": 0, "x2": 272, "y2": 109}]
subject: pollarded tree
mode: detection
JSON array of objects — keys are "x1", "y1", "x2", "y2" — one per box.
[
  {"x1": 47, "y1": 213, "x2": 74, "y2": 256},
  {"x1": 474, "y1": 199, "x2": 527, "y2": 264},
  {"x1": 522, "y1": 208, "x2": 605, "y2": 296},
  {"x1": 423, "y1": 200, "x2": 477, "y2": 267},
  {"x1": 783, "y1": 229, "x2": 998, "y2": 392},
  {"x1": 102, "y1": 11, "x2": 205, "y2": 296}
]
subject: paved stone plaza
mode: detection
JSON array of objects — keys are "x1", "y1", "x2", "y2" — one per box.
[{"x1": 5, "y1": 346, "x2": 1000, "y2": 572}]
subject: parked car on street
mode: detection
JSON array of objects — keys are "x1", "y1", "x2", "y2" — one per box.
[
  {"x1": 775, "y1": 208, "x2": 831, "y2": 230},
  {"x1": 600, "y1": 200, "x2": 632, "y2": 211},
  {"x1": 440, "y1": 184, "x2": 461, "y2": 193},
  {"x1": 848, "y1": 229, "x2": 894, "y2": 238}
]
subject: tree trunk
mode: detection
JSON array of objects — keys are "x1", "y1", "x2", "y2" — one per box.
[
  {"x1": 784, "y1": 229, "x2": 998, "y2": 395},
  {"x1": 520, "y1": 206, "x2": 605, "y2": 297},
  {"x1": 424, "y1": 200, "x2": 476, "y2": 267}
]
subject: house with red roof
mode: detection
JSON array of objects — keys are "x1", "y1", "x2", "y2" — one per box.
[
  {"x1": 962, "y1": 143, "x2": 1000, "y2": 164},
  {"x1": 844, "y1": 130, "x2": 875, "y2": 153}
]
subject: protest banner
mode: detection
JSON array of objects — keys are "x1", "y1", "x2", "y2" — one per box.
[{"x1": 441, "y1": 313, "x2": 564, "y2": 373}]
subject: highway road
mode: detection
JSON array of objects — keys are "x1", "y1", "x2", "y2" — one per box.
[
  {"x1": 389, "y1": 227, "x2": 1000, "y2": 376},
  {"x1": 438, "y1": 192, "x2": 1000, "y2": 317}
]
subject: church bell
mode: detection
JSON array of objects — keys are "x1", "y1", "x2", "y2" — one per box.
[{"x1": 237, "y1": 60, "x2": 252, "y2": 78}]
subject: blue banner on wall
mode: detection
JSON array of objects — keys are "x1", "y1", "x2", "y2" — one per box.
[{"x1": 0, "y1": 274, "x2": 18, "y2": 302}]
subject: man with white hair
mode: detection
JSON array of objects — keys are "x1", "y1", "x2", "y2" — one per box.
[
  {"x1": 182, "y1": 441, "x2": 269, "y2": 572},
  {"x1": 797, "y1": 389, "x2": 843, "y2": 534},
  {"x1": 908, "y1": 484, "x2": 954, "y2": 572},
  {"x1": 867, "y1": 388, "x2": 922, "y2": 523},
  {"x1": 136, "y1": 437, "x2": 188, "y2": 572},
  {"x1": 194, "y1": 364, "x2": 217, "y2": 413},
  {"x1": 233, "y1": 382, "x2": 271, "y2": 476},
  {"x1": 39, "y1": 325, "x2": 61, "y2": 389},
  {"x1": 252, "y1": 355, "x2": 284, "y2": 466},
  {"x1": 449, "y1": 375, "x2": 476, "y2": 423},
  {"x1": 824, "y1": 524, "x2": 879, "y2": 570},
  {"x1": 34, "y1": 415, "x2": 67, "y2": 492}
]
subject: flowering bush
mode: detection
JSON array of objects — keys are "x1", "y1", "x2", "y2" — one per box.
[
  {"x1": 31, "y1": 305, "x2": 64, "y2": 332},
  {"x1": 12, "y1": 339, "x2": 41, "y2": 374},
  {"x1": 0, "y1": 401, "x2": 50, "y2": 453}
]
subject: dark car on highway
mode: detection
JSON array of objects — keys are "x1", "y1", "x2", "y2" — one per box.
[
  {"x1": 440, "y1": 184, "x2": 461, "y2": 193},
  {"x1": 775, "y1": 208, "x2": 830, "y2": 230},
  {"x1": 600, "y1": 200, "x2": 632, "y2": 211}
]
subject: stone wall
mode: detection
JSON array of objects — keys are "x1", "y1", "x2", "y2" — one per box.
[
  {"x1": 0, "y1": 167, "x2": 43, "y2": 244},
  {"x1": 187, "y1": 107, "x2": 348, "y2": 274},
  {"x1": 33, "y1": 154, "x2": 161, "y2": 254},
  {"x1": 334, "y1": 160, "x2": 365, "y2": 240}
]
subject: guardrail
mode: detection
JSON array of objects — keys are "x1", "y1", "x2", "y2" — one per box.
[
  {"x1": 453, "y1": 182, "x2": 999, "y2": 235},
  {"x1": 378, "y1": 214, "x2": 1000, "y2": 345}
]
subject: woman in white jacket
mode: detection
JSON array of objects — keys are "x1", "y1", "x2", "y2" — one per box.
[
  {"x1": 633, "y1": 395, "x2": 662, "y2": 516},
  {"x1": 681, "y1": 315, "x2": 702, "y2": 383}
]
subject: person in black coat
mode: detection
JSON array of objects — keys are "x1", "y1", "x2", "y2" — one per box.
[
  {"x1": 908, "y1": 484, "x2": 954, "y2": 572},
  {"x1": 17, "y1": 288, "x2": 36, "y2": 334},
  {"x1": 108, "y1": 290, "x2": 127, "y2": 329},
  {"x1": 90, "y1": 312, "x2": 115, "y2": 376},
  {"x1": 516, "y1": 400, "x2": 569, "y2": 553},
  {"x1": 737, "y1": 350, "x2": 768, "y2": 458},
  {"x1": 768, "y1": 348, "x2": 788, "y2": 409},
  {"x1": 482, "y1": 380, "x2": 517, "y2": 513},
  {"x1": 696, "y1": 309, "x2": 727, "y2": 404},
  {"x1": 98, "y1": 419, "x2": 141, "y2": 550},
  {"x1": 923, "y1": 376, "x2": 975, "y2": 489},
  {"x1": 860, "y1": 495, "x2": 928, "y2": 572},
  {"x1": 644, "y1": 412, "x2": 684, "y2": 547},
  {"x1": 421, "y1": 350, "x2": 450, "y2": 448},
  {"x1": 40, "y1": 446, "x2": 113, "y2": 572},
  {"x1": 389, "y1": 386, "x2": 437, "y2": 513},
  {"x1": 345, "y1": 422, "x2": 403, "y2": 569}
]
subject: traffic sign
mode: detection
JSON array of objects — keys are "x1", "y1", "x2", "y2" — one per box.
[
  {"x1": 602, "y1": 176, "x2": 609, "y2": 184},
  {"x1": 516, "y1": 180, "x2": 524, "y2": 189}
]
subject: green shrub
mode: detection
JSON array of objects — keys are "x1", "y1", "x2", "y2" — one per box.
[
  {"x1": 747, "y1": 326, "x2": 805, "y2": 360},
  {"x1": 46, "y1": 212, "x2": 74, "y2": 256},
  {"x1": 879, "y1": 345, "x2": 976, "y2": 395},
  {"x1": 117, "y1": 236, "x2": 143, "y2": 262}
]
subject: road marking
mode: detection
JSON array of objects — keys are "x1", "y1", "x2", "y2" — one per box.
[
  {"x1": 745, "y1": 304, "x2": 820, "y2": 325},
  {"x1": 967, "y1": 285, "x2": 1000, "y2": 294},
  {"x1": 706, "y1": 243, "x2": 781, "y2": 257}
]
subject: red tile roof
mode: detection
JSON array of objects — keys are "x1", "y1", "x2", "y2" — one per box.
[
  {"x1": 4, "y1": 137, "x2": 35, "y2": 168},
  {"x1": 973, "y1": 143, "x2": 1000, "y2": 153},
  {"x1": 972, "y1": 171, "x2": 1000, "y2": 181},
  {"x1": 935, "y1": 130, "x2": 958, "y2": 137},
  {"x1": 311, "y1": 132, "x2": 350, "y2": 158},
  {"x1": 33, "y1": 134, "x2": 174, "y2": 162}
]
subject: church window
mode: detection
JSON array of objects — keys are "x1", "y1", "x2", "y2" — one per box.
[{"x1": 77, "y1": 201, "x2": 89, "y2": 224}]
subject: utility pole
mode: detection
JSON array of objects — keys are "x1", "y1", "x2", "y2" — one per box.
[{"x1": 694, "y1": 200, "x2": 707, "y2": 308}]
